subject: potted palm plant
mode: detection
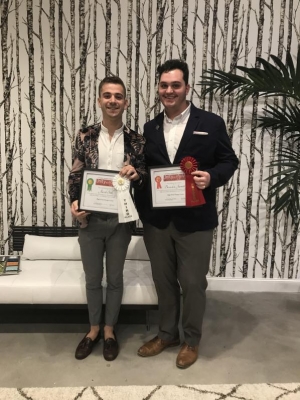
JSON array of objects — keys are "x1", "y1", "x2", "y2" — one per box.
[{"x1": 199, "y1": 49, "x2": 300, "y2": 224}]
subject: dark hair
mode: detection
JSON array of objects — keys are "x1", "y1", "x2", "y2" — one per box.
[
  {"x1": 98, "y1": 76, "x2": 126, "y2": 97},
  {"x1": 157, "y1": 59, "x2": 189, "y2": 85}
]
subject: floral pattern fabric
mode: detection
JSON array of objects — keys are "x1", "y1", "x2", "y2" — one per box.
[{"x1": 68, "y1": 123, "x2": 147, "y2": 204}]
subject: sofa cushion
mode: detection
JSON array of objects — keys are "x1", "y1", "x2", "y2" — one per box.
[
  {"x1": 22, "y1": 234, "x2": 148, "y2": 261},
  {"x1": 22, "y1": 235, "x2": 81, "y2": 260},
  {"x1": 0, "y1": 259, "x2": 157, "y2": 305}
]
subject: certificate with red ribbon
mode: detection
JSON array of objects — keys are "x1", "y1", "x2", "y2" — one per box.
[{"x1": 149, "y1": 160, "x2": 205, "y2": 208}]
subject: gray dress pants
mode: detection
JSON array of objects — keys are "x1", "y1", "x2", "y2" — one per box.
[
  {"x1": 78, "y1": 213, "x2": 131, "y2": 326},
  {"x1": 143, "y1": 221, "x2": 213, "y2": 347}
]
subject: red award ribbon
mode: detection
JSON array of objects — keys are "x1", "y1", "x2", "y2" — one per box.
[
  {"x1": 180, "y1": 157, "x2": 206, "y2": 207},
  {"x1": 155, "y1": 176, "x2": 162, "y2": 189}
]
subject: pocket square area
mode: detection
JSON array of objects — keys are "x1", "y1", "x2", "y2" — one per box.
[{"x1": 193, "y1": 131, "x2": 208, "y2": 135}]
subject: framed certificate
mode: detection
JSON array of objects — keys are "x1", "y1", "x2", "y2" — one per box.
[
  {"x1": 149, "y1": 164, "x2": 205, "y2": 209},
  {"x1": 79, "y1": 169, "x2": 119, "y2": 213},
  {"x1": 150, "y1": 165, "x2": 186, "y2": 208}
]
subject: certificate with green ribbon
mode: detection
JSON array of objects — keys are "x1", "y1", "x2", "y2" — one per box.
[{"x1": 79, "y1": 169, "x2": 139, "y2": 222}]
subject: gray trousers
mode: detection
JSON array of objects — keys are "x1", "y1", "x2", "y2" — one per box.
[
  {"x1": 143, "y1": 221, "x2": 213, "y2": 347},
  {"x1": 78, "y1": 214, "x2": 131, "y2": 326}
]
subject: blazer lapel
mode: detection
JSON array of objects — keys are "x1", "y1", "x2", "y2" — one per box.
[
  {"x1": 153, "y1": 113, "x2": 171, "y2": 163},
  {"x1": 173, "y1": 104, "x2": 201, "y2": 164},
  {"x1": 86, "y1": 124, "x2": 100, "y2": 169},
  {"x1": 123, "y1": 125, "x2": 131, "y2": 162}
]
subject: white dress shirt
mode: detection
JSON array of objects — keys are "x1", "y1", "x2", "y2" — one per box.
[
  {"x1": 163, "y1": 103, "x2": 191, "y2": 163},
  {"x1": 98, "y1": 124, "x2": 125, "y2": 170}
]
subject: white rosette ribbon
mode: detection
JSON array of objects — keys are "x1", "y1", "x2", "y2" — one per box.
[{"x1": 112, "y1": 174, "x2": 139, "y2": 223}]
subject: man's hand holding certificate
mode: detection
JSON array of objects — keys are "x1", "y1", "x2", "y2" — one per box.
[
  {"x1": 150, "y1": 157, "x2": 206, "y2": 209},
  {"x1": 78, "y1": 169, "x2": 138, "y2": 223}
]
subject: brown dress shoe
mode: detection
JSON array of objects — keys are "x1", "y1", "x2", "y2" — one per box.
[
  {"x1": 137, "y1": 335, "x2": 180, "y2": 357},
  {"x1": 103, "y1": 332, "x2": 119, "y2": 361},
  {"x1": 75, "y1": 331, "x2": 101, "y2": 360},
  {"x1": 176, "y1": 343, "x2": 199, "y2": 369}
]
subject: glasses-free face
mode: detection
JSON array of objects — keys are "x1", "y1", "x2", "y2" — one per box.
[
  {"x1": 97, "y1": 83, "x2": 128, "y2": 121},
  {"x1": 158, "y1": 69, "x2": 190, "y2": 117}
]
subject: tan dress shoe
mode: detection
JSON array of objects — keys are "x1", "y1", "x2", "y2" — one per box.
[
  {"x1": 137, "y1": 335, "x2": 180, "y2": 357},
  {"x1": 176, "y1": 343, "x2": 199, "y2": 369}
]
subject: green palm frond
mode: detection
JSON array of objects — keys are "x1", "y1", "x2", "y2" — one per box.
[
  {"x1": 258, "y1": 102, "x2": 300, "y2": 141},
  {"x1": 199, "y1": 49, "x2": 300, "y2": 222},
  {"x1": 199, "y1": 70, "x2": 251, "y2": 101},
  {"x1": 267, "y1": 147, "x2": 300, "y2": 221},
  {"x1": 199, "y1": 49, "x2": 300, "y2": 102}
]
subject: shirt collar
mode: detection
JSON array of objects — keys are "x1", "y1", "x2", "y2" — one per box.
[
  {"x1": 100, "y1": 122, "x2": 124, "y2": 135},
  {"x1": 164, "y1": 102, "x2": 191, "y2": 123}
]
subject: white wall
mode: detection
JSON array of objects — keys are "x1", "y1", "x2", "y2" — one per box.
[{"x1": 0, "y1": 0, "x2": 299, "y2": 280}]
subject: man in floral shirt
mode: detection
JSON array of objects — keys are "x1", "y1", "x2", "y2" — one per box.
[{"x1": 68, "y1": 76, "x2": 146, "y2": 362}]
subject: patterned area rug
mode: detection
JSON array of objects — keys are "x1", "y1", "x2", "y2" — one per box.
[{"x1": 1, "y1": 383, "x2": 300, "y2": 400}]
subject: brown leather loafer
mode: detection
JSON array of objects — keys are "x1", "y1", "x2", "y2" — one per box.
[
  {"x1": 103, "y1": 333, "x2": 119, "y2": 361},
  {"x1": 176, "y1": 343, "x2": 199, "y2": 369},
  {"x1": 75, "y1": 331, "x2": 101, "y2": 360},
  {"x1": 137, "y1": 335, "x2": 180, "y2": 357}
]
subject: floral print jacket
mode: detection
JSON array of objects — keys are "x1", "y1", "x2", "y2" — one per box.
[{"x1": 68, "y1": 123, "x2": 147, "y2": 204}]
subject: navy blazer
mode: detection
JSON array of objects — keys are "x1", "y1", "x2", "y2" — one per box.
[{"x1": 134, "y1": 103, "x2": 239, "y2": 232}]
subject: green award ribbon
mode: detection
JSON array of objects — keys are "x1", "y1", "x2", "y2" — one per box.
[{"x1": 86, "y1": 178, "x2": 94, "y2": 191}]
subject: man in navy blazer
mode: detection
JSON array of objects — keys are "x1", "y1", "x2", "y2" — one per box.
[{"x1": 135, "y1": 59, "x2": 238, "y2": 369}]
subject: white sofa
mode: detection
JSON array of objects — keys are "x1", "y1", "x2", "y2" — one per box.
[{"x1": 0, "y1": 234, "x2": 158, "y2": 307}]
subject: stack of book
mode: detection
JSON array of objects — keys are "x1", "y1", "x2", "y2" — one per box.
[{"x1": 0, "y1": 256, "x2": 21, "y2": 276}]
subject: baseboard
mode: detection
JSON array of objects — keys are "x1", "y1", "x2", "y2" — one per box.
[{"x1": 207, "y1": 277, "x2": 300, "y2": 292}]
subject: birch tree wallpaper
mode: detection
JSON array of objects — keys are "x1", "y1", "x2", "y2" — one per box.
[{"x1": 0, "y1": 0, "x2": 299, "y2": 280}]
